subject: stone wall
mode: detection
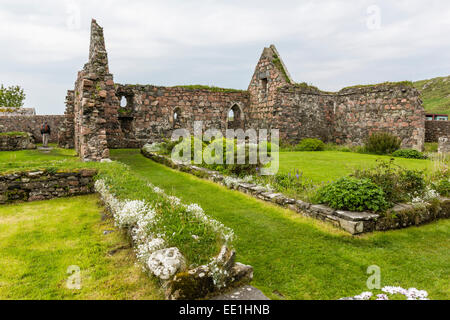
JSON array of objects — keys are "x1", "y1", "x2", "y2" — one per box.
[
  {"x1": 0, "y1": 115, "x2": 64, "y2": 143},
  {"x1": 115, "y1": 84, "x2": 249, "y2": 145},
  {"x1": 59, "y1": 21, "x2": 427, "y2": 160},
  {"x1": 0, "y1": 108, "x2": 36, "y2": 117},
  {"x1": 332, "y1": 85, "x2": 425, "y2": 150},
  {"x1": 0, "y1": 169, "x2": 96, "y2": 204},
  {"x1": 0, "y1": 132, "x2": 36, "y2": 151},
  {"x1": 438, "y1": 137, "x2": 450, "y2": 153},
  {"x1": 71, "y1": 19, "x2": 122, "y2": 161},
  {"x1": 425, "y1": 120, "x2": 450, "y2": 142}
]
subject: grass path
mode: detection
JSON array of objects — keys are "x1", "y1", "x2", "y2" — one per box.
[
  {"x1": 111, "y1": 149, "x2": 450, "y2": 300},
  {"x1": 0, "y1": 195, "x2": 163, "y2": 300}
]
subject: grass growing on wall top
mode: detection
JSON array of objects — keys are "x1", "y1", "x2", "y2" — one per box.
[
  {"x1": 0, "y1": 131, "x2": 29, "y2": 137},
  {"x1": 173, "y1": 85, "x2": 245, "y2": 93}
]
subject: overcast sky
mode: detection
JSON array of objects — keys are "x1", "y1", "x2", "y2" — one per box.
[{"x1": 1, "y1": 0, "x2": 450, "y2": 115}]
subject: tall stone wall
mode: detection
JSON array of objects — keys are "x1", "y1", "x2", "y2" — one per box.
[
  {"x1": 70, "y1": 19, "x2": 123, "y2": 161},
  {"x1": 332, "y1": 85, "x2": 425, "y2": 150},
  {"x1": 0, "y1": 115, "x2": 64, "y2": 143},
  {"x1": 425, "y1": 120, "x2": 450, "y2": 142},
  {"x1": 115, "y1": 84, "x2": 249, "y2": 145},
  {"x1": 274, "y1": 86, "x2": 335, "y2": 143}
]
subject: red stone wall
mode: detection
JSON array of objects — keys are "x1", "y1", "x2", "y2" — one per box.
[{"x1": 115, "y1": 84, "x2": 249, "y2": 145}]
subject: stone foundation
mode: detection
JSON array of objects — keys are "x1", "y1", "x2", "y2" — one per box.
[
  {"x1": 142, "y1": 149, "x2": 449, "y2": 235},
  {"x1": 0, "y1": 169, "x2": 96, "y2": 204},
  {"x1": 0, "y1": 132, "x2": 36, "y2": 151}
]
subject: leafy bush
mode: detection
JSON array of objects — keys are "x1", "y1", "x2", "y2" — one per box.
[
  {"x1": 153, "y1": 137, "x2": 270, "y2": 177},
  {"x1": 392, "y1": 149, "x2": 427, "y2": 159},
  {"x1": 434, "y1": 179, "x2": 450, "y2": 197},
  {"x1": 364, "y1": 132, "x2": 401, "y2": 155},
  {"x1": 294, "y1": 138, "x2": 325, "y2": 151},
  {"x1": 0, "y1": 85, "x2": 26, "y2": 108},
  {"x1": 352, "y1": 159, "x2": 426, "y2": 205},
  {"x1": 315, "y1": 177, "x2": 388, "y2": 212}
]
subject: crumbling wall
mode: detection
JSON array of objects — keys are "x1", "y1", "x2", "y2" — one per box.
[
  {"x1": 70, "y1": 19, "x2": 123, "y2": 161},
  {"x1": 115, "y1": 84, "x2": 249, "y2": 145}
]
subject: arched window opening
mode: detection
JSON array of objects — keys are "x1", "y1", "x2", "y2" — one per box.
[
  {"x1": 120, "y1": 96, "x2": 127, "y2": 108},
  {"x1": 173, "y1": 108, "x2": 182, "y2": 128},
  {"x1": 227, "y1": 104, "x2": 244, "y2": 130}
]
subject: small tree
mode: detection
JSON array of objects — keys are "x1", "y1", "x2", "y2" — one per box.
[{"x1": 0, "y1": 85, "x2": 26, "y2": 108}]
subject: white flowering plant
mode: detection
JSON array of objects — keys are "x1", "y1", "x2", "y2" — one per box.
[
  {"x1": 343, "y1": 286, "x2": 429, "y2": 300},
  {"x1": 94, "y1": 162, "x2": 235, "y2": 279}
]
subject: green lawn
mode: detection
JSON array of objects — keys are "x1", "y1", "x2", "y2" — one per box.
[
  {"x1": 111, "y1": 150, "x2": 450, "y2": 300},
  {"x1": 277, "y1": 151, "x2": 434, "y2": 183},
  {"x1": 0, "y1": 195, "x2": 163, "y2": 300}
]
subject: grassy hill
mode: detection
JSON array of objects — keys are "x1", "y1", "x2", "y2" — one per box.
[{"x1": 413, "y1": 76, "x2": 450, "y2": 115}]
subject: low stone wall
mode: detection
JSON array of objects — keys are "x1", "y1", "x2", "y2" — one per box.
[
  {"x1": 142, "y1": 149, "x2": 450, "y2": 235},
  {"x1": 0, "y1": 115, "x2": 64, "y2": 143},
  {"x1": 0, "y1": 169, "x2": 96, "y2": 204},
  {"x1": 0, "y1": 132, "x2": 36, "y2": 151},
  {"x1": 425, "y1": 121, "x2": 450, "y2": 142}
]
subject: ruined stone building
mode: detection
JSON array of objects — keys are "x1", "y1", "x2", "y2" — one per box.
[{"x1": 2, "y1": 19, "x2": 428, "y2": 161}]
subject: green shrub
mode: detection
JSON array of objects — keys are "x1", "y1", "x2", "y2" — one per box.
[
  {"x1": 315, "y1": 177, "x2": 388, "y2": 212},
  {"x1": 434, "y1": 179, "x2": 450, "y2": 197},
  {"x1": 294, "y1": 138, "x2": 325, "y2": 151},
  {"x1": 352, "y1": 159, "x2": 426, "y2": 205},
  {"x1": 364, "y1": 132, "x2": 401, "y2": 155},
  {"x1": 392, "y1": 149, "x2": 427, "y2": 159}
]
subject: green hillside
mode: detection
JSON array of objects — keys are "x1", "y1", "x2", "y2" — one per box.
[{"x1": 414, "y1": 76, "x2": 450, "y2": 115}]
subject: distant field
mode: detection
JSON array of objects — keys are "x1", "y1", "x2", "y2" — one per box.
[{"x1": 414, "y1": 76, "x2": 450, "y2": 115}]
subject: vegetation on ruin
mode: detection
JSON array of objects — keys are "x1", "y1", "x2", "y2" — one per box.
[
  {"x1": 272, "y1": 54, "x2": 292, "y2": 84},
  {"x1": 0, "y1": 131, "x2": 29, "y2": 137},
  {"x1": 111, "y1": 150, "x2": 450, "y2": 300},
  {"x1": 0, "y1": 195, "x2": 162, "y2": 299},
  {"x1": 413, "y1": 75, "x2": 450, "y2": 115},
  {"x1": 0, "y1": 85, "x2": 26, "y2": 108},
  {"x1": 172, "y1": 85, "x2": 245, "y2": 93},
  {"x1": 340, "y1": 81, "x2": 415, "y2": 91},
  {"x1": 392, "y1": 149, "x2": 428, "y2": 160}
]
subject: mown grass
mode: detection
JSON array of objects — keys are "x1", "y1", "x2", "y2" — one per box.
[
  {"x1": 277, "y1": 151, "x2": 434, "y2": 183},
  {"x1": 0, "y1": 147, "x2": 224, "y2": 267},
  {"x1": 111, "y1": 150, "x2": 450, "y2": 300},
  {"x1": 0, "y1": 195, "x2": 163, "y2": 300}
]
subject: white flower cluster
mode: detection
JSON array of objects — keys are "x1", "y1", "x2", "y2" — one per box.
[
  {"x1": 223, "y1": 176, "x2": 241, "y2": 189},
  {"x1": 148, "y1": 183, "x2": 235, "y2": 244},
  {"x1": 381, "y1": 286, "x2": 429, "y2": 300},
  {"x1": 95, "y1": 179, "x2": 235, "y2": 286},
  {"x1": 143, "y1": 142, "x2": 163, "y2": 153},
  {"x1": 95, "y1": 180, "x2": 167, "y2": 266},
  {"x1": 347, "y1": 286, "x2": 429, "y2": 300},
  {"x1": 411, "y1": 187, "x2": 439, "y2": 204}
]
